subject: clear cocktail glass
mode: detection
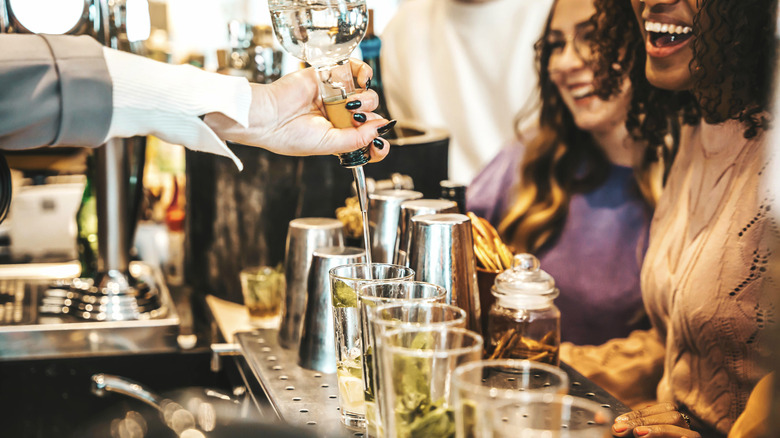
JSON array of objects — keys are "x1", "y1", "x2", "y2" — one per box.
[
  {"x1": 452, "y1": 359, "x2": 569, "y2": 437},
  {"x1": 358, "y1": 283, "x2": 456, "y2": 436},
  {"x1": 487, "y1": 393, "x2": 612, "y2": 438},
  {"x1": 329, "y1": 263, "x2": 414, "y2": 428},
  {"x1": 378, "y1": 326, "x2": 483, "y2": 438}
]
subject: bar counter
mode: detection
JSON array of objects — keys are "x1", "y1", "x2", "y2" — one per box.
[
  {"x1": 233, "y1": 328, "x2": 629, "y2": 437},
  {"x1": 205, "y1": 295, "x2": 630, "y2": 436}
]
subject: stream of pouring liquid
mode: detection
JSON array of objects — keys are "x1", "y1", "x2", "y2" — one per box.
[{"x1": 352, "y1": 166, "x2": 373, "y2": 280}]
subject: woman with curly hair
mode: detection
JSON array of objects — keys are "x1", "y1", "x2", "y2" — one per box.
[
  {"x1": 561, "y1": 0, "x2": 777, "y2": 437},
  {"x1": 467, "y1": 0, "x2": 665, "y2": 346}
]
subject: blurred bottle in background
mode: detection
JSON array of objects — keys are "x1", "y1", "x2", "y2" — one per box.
[
  {"x1": 250, "y1": 24, "x2": 284, "y2": 84},
  {"x1": 359, "y1": 9, "x2": 389, "y2": 120},
  {"x1": 138, "y1": 136, "x2": 186, "y2": 283},
  {"x1": 440, "y1": 180, "x2": 466, "y2": 214},
  {"x1": 165, "y1": 174, "x2": 185, "y2": 285},
  {"x1": 76, "y1": 153, "x2": 97, "y2": 279},
  {"x1": 218, "y1": 21, "x2": 283, "y2": 84}
]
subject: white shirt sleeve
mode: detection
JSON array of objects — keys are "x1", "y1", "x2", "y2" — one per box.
[{"x1": 102, "y1": 47, "x2": 251, "y2": 171}]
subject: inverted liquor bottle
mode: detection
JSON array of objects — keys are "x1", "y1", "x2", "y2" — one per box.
[{"x1": 268, "y1": 0, "x2": 370, "y2": 167}]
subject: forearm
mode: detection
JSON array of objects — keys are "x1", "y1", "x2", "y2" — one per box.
[
  {"x1": 0, "y1": 34, "x2": 252, "y2": 170},
  {"x1": 103, "y1": 47, "x2": 251, "y2": 169},
  {"x1": 0, "y1": 34, "x2": 386, "y2": 165},
  {"x1": 561, "y1": 328, "x2": 666, "y2": 408}
]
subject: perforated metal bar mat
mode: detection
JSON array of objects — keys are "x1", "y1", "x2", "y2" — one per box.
[
  {"x1": 236, "y1": 329, "x2": 629, "y2": 437},
  {"x1": 236, "y1": 330, "x2": 365, "y2": 438}
]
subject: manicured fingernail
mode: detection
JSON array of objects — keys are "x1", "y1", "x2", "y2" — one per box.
[
  {"x1": 345, "y1": 100, "x2": 362, "y2": 110},
  {"x1": 613, "y1": 423, "x2": 628, "y2": 433},
  {"x1": 353, "y1": 113, "x2": 367, "y2": 123},
  {"x1": 372, "y1": 138, "x2": 385, "y2": 150},
  {"x1": 635, "y1": 427, "x2": 649, "y2": 436},
  {"x1": 366, "y1": 78, "x2": 372, "y2": 89},
  {"x1": 377, "y1": 120, "x2": 397, "y2": 136}
]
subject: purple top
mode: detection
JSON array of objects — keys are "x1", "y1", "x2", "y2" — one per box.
[{"x1": 467, "y1": 143, "x2": 652, "y2": 345}]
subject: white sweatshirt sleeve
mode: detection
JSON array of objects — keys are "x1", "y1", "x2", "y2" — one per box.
[{"x1": 102, "y1": 47, "x2": 251, "y2": 171}]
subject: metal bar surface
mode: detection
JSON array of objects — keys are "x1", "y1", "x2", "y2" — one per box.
[
  {"x1": 236, "y1": 329, "x2": 630, "y2": 437},
  {"x1": 237, "y1": 330, "x2": 364, "y2": 438},
  {"x1": 0, "y1": 262, "x2": 180, "y2": 360}
]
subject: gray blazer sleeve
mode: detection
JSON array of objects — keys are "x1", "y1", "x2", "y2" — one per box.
[{"x1": 0, "y1": 34, "x2": 112, "y2": 150}]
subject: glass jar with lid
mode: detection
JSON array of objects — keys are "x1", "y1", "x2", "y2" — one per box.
[{"x1": 486, "y1": 253, "x2": 560, "y2": 365}]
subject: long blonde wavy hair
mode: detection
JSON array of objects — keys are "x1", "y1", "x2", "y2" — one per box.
[{"x1": 497, "y1": 2, "x2": 666, "y2": 253}]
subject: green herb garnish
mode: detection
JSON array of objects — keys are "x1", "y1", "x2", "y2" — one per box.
[
  {"x1": 390, "y1": 331, "x2": 456, "y2": 438},
  {"x1": 400, "y1": 401, "x2": 455, "y2": 438},
  {"x1": 332, "y1": 280, "x2": 358, "y2": 308},
  {"x1": 364, "y1": 346, "x2": 375, "y2": 402}
]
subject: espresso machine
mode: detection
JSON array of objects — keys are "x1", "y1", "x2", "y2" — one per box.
[{"x1": 0, "y1": 0, "x2": 179, "y2": 358}]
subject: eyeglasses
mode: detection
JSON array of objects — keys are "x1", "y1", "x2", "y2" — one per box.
[{"x1": 542, "y1": 22, "x2": 595, "y2": 62}]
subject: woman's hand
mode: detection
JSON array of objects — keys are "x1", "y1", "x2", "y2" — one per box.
[
  {"x1": 612, "y1": 403, "x2": 701, "y2": 437},
  {"x1": 204, "y1": 59, "x2": 391, "y2": 162}
]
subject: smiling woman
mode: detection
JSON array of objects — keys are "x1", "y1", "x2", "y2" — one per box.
[
  {"x1": 594, "y1": 0, "x2": 774, "y2": 136},
  {"x1": 467, "y1": 0, "x2": 660, "y2": 347},
  {"x1": 560, "y1": 0, "x2": 778, "y2": 437}
]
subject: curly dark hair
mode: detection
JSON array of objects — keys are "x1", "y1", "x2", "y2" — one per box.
[{"x1": 591, "y1": 0, "x2": 776, "y2": 139}]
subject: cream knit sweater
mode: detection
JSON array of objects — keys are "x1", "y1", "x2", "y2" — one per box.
[{"x1": 563, "y1": 120, "x2": 775, "y2": 436}]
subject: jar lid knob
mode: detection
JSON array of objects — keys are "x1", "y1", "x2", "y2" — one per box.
[
  {"x1": 512, "y1": 253, "x2": 539, "y2": 272},
  {"x1": 492, "y1": 253, "x2": 557, "y2": 298}
]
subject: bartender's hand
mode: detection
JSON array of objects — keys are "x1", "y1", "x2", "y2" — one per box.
[
  {"x1": 612, "y1": 403, "x2": 701, "y2": 437},
  {"x1": 204, "y1": 59, "x2": 391, "y2": 162}
]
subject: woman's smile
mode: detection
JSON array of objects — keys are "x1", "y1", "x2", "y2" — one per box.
[
  {"x1": 567, "y1": 82, "x2": 596, "y2": 102},
  {"x1": 632, "y1": 0, "x2": 700, "y2": 90},
  {"x1": 644, "y1": 19, "x2": 694, "y2": 58}
]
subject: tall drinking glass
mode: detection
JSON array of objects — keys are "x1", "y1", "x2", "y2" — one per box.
[
  {"x1": 452, "y1": 360, "x2": 569, "y2": 438},
  {"x1": 367, "y1": 302, "x2": 468, "y2": 438},
  {"x1": 488, "y1": 393, "x2": 612, "y2": 438},
  {"x1": 358, "y1": 283, "x2": 453, "y2": 437},
  {"x1": 379, "y1": 326, "x2": 483, "y2": 438},
  {"x1": 329, "y1": 263, "x2": 414, "y2": 428}
]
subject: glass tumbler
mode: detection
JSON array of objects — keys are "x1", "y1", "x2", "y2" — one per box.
[
  {"x1": 240, "y1": 265, "x2": 285, "y2": 328},
  {"x1": 329, "y1": 263, "x2": 414, "y2": 428},
  {"x1": 367, "y1": 302, "x2": 468, "y2": 437},
  {"x1": 452, "y1": 359, "x2": 569, "y2": 438},
  {"x1": 488, "y1": 393, "x2": 612, "y2": 438},
  {"x1": 379, "y1": 326, "x2": 483, "y2": 438},
  {"x1": 358, "y1": 282, "x2": 458, "y2": 437}
]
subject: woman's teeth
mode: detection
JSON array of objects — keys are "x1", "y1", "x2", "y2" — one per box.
[
  {"x1": 571, "y1": 87, "x2": 593, "y2": 99},
  {"x1": 645, "y1": 20, "x2": 694, "y2": 48},
  {"x1": 644, "y1": 21, "x2": 692, "y2": 35}
]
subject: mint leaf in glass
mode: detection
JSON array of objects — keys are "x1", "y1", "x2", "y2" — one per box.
[{"x1": 332, "y1": 280, "x2": 358, "y2": 308}]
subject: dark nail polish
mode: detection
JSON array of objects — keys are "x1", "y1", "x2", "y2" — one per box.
[
  {"x1": 353, "y1": 113, "x2": 367, "y2": 123},
  {"x1": 366, "y1": 78, "x2": 372, "y2": 89},
  {"x1": 373, "y1": 138, "x2": 385, "y2": 150},
  {"x1": 345, "y1": 100, "x2": 362, "y2": 110},
  {"x1": 377, "y1": 120, "x2": 397, "y2": 136}
]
